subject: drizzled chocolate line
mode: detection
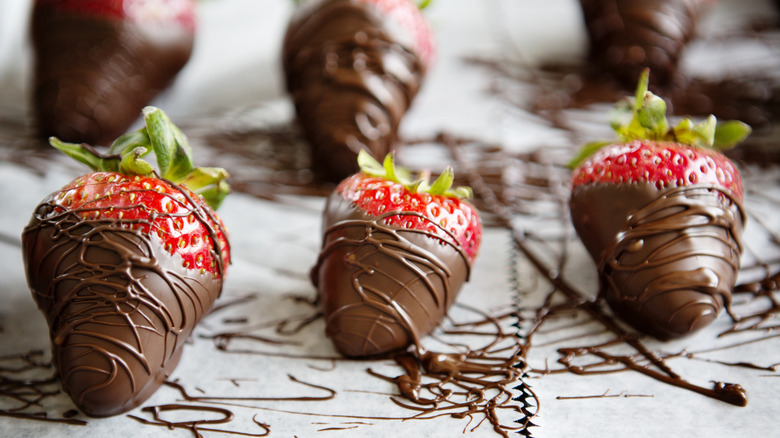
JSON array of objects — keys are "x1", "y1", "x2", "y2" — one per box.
[
  {"x1": 0, "y1": 350, "x2": 86, "y2": 425},
  {"x1": 582, "y1": 184, "x2": 745, "y2": 340},
  {"x1": 163, "y1": 376, "x2": 336, "y2": 402},
  {"x1": 440, "y1": 134, "x2": 757, "y2": 413},
  {"x1": 556, "y1": 389, "x2": 653, "y2": 400},
  {"x1": 129, "y1": 404, "x2": 270, "y2": 437},
  {"x1": 283, "y1": 0, "x2": 424, "y2": 182},
  {"x1": 22, "y1": 197, "x2": 224, "y2": 416},
  {"x1": 313, "y1": 208, "x2": 471, "y2": 357}
]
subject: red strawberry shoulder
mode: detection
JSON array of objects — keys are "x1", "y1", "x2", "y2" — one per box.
[{"x1": 338, "y1": 151, "x2": 481, "y2": 262}]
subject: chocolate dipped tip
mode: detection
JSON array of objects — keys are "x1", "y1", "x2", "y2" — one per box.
[
  {"x1": 571, "y1": 183, "x2": 744, "y2": 339},
  {"x1": 31, "y1": 4, "x2": 194, "y2": 145},
  {"x1": 313, "y1": 191, "x2": 471, "y2": 358},
  {"x1": 22, "y1": 212, "x2": 223, "y2": 416},
  {"x1": 578, "y1": 0, "x2": 713, "y2": 89},
  {"x1": 282, "y1": 0, "x2": 425, "y2": 182},
  {"x1": 21, "y1": 107, "x2": 230, "y2": 416}
]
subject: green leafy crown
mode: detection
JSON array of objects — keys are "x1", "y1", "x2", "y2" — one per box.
[
  {"x1": 569, "y1": 69, "x2": 752, "y2": 168},
  {"x1": 357, "y1": 150, "x2": 473, "y2": 199},
  {"x1": 50, "y1": 106, "x2": 230, "y2": 210}
]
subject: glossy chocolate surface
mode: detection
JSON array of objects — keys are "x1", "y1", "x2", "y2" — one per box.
[
  {"x1": 282, "y1": 0, "x2": 424, "y2": 182},
  {"x1": 570, "y1": 182, "x2": 744, "y2": 339},
  {"x1": 578, "y1": 0, "x2": 710, "y2": 89},
  {"x1": 21, "y1": 196, "x2": 225, "y2": 417},
  {"x1": 311, "y1": 190, "x2": 471, "y2": 357},
  {"x1": 31, "y1": 5, "x2": 194, "y2": 146}
]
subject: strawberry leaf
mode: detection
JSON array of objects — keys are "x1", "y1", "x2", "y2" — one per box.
[
  {"x1": 567, "y1": 140, "x2": 612, "y2": 169},
  {"x1": 428, "y1": 166, "x2": 454, "y2": 195},
  {"x1": 108, "y1": 129, "x2": 151, "y2": 158},
  {"x1": 357, "y1": 149, "x2": 386, "y2": 177},
  {"x1": 357, "y1": 150, "x2": 472, "y2": 199},
  {"x1": 713, "y1": 120, "x2": 752, "y2": 150},
  {"x1": 143, "y1": 106, "x2": 194, "y2": 182},
  {"x1": 119, "y1": 147, "x2": 154, "y2": 175},
  {"x1": 571, "y1": 69, "x2": 752, "y2": 165},
  {"x1": 181, "y1": 167, "x2": 231, "y2": 210},
  {"x1": 49, "y1": 137, "x2": 121, "y2": 173}
]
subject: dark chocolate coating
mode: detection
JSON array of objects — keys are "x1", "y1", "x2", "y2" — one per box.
[
  {"x1": 22, "y1": 202, "x2": 223, "y2": 417},
  {"x1": 570, "y1": 183, "x2": 744, "y2": 339},
  {"x1": 578, "y1": 0, "x2": 710, "y2": 89},
  {"x1": 311, "y1": 191, "x2": 471, "y2": 357},
  {"x1": 31, "y1": 5, "x2": 194, "y2": 146},
  {"x1": 282, "y1": 0, "x2": 424, "y2": 182}
]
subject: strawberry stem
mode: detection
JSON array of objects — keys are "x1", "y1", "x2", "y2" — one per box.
[
  {"x1": 357, "y1": 150, "x2": 472, "y2": 199},
  {"x1": 570, "y1": 69, "x2": 752, "y2": 168},
  {"x1": 49, "y1": 106, "x2": 230, "y2": 210}
]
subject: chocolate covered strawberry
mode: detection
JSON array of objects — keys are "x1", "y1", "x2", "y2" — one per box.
[
  {"x1": 31, "y1": 0, "x2": 196, "y2": 146},
  {"x1": 283, "y1": 0, "x2": 435, "y2": 182},
  {"x1": 569, "y1": 71, "x2": 750, "y2": 339},
  {"x1": 579, "y1": 0, "x2": 714, "y2": 89},
  {"x1": 311, "y1": 151, "x2": 480, "y2": 357},
  {"x1": 22, "y1": 107, "x2": 230, "y2": 417}
]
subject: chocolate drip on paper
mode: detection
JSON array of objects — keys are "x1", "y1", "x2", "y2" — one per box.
[
  {"x1": 570, "y1": 183, "x2": 744, "y2": 339},
  {"x1": 283, "y1": 0, "x2": 424, "y2": 182},
  {"x1": 0, "y1": 350, "x2": 87, "y2": 425},
  {"x1": 21, "y1": 197, "x2": 225, "y2": 417},
  {"x1": 440, "y1": 133, "x2": 763, "y2": 414},
  {"x1": 31, "y1": 5, "x2": 194, "y2": 146},
  {"x1": 311, "y1": 191, "x2": 471, "y2": 357},
  {"x1": 578, "y1": 0, "x2": 712, "y2": 89}
]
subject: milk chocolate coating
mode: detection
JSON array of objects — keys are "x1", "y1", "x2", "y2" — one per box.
[
  {"x1": 31, "y1": 5, "x2": 194, "y2": 146},
  {"x1": 570, "y1": 184, "x2": 744, "y2": 339},
  {"x1": 22, "y1": 202, "x2": 224, "y2": 417},
  {"x1": 311, "y1": 192, "x2": 471, "y2": 357},
  {"x1": 282, "y1": 0, "x2": 425, "y2": 182},
  {"x1": 578, "y1": 0, "x2": 710, "y2": 89}
]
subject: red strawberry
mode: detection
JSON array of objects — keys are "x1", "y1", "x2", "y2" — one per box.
[
  {"x1": 22, "y1": 107, "x2": 230, "y2": 417},
  {"x1": 31, "y1": 0, "x2": 196, "y2": 146},
  {"x1": 569, "y1": 70, "x2": 751, "y2": 340},
  {"x1": 283, "y1": 0, "x2": 436, "y2": 182},
  {"x1": 312, "y1": 151, "x2": 481, "y2": 357}
]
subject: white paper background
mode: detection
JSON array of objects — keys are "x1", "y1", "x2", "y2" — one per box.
[{"x1": 1, "y1": 0, "x2": 779, "y2": 437}]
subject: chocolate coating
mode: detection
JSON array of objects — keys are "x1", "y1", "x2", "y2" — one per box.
[
  {"x1": 21, "y1": 201, "x2": 224, "y2": 417},
  {"x1": 578, "y1": 0, "x2": 710, "y2": 89},
  {"x1": 31, "y1": 5, "x2": 194, "y2": 146},
  {"x1": 570, "y1": 183, "x2": 744, "y2": 339},
  {"x1": 282, "y1": 0, "x2": 425, "y2": 182},
  {"x1": 311, "y1": 191, "x2": 471, "y2": 357}
]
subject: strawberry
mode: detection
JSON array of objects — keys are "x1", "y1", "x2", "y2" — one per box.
[
  {"x1": 579, "y1": 0, "x2": 714, "y2": 89},
  {"x1": 283, "y1": 0, "x2": 436, "y2": 182},
  {"x1": 569, "y1": 70, "x2": 751, "y2": 340},
  {"x1": 31, "y1": 0, "x2": 196, "y2": 146},
  {"x1": 312, "y1": 151, "x2": 481, "y2": 357},
  {"x1": 21, "y1": 106, "x2": 230, "y2": 417}
]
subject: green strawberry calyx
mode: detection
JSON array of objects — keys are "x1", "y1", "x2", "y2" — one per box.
[
  {"x1": 357, "y1": 150, "x2": 473, "y2": 199},
  {"x1": 568, "y1": 69, "x2": 752, "y2": 168},
  {"x1": 49, "y1": 106, "x2": 230, "y2": 210}
]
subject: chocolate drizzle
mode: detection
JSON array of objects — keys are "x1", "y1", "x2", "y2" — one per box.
[
  {"x1": 312, "y1": 190, "x2": 471, "y2": 357},
  {"x1": 21, "y1": 192, "x2": 225, "y2": 417},
  {"x1": 571, "y1": 183, "x2": 745, "y2": 339},
  {"x1": 283, "y1": 0, "x2": 425, "y2": 182}
]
